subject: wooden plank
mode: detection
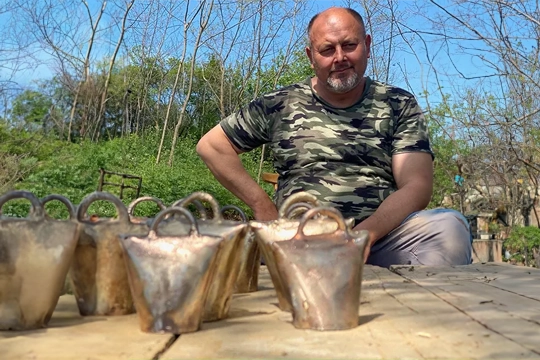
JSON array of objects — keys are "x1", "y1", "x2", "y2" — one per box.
[
  {"x1": 394, "y1": 263, "x2": 540, "y2": 301},
  {"x1": 162, "y1": 265, "x2": 538, "y2": 359},
  {"x1": 0, "y1": 295, "x2": 174, "y2": 360},
  {"x1": 391, "y1": 264, "x2": 540, "y2": 356},
  {"x1": 363, "y1": 266, "x2": 537, "y2": 359}
]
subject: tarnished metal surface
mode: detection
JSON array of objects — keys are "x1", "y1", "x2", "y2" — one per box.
[
  {"x1": 283, "y1": 202, "x2": 317, "y2": 220},
  {"x1": 277, "y1": 192, "x2": 320, "y2": 218},
  {"x1": 271, "y1": 207, "x2": 368, "y2": 330},
  {"x1": 70, "y1": 192, "x2": 147, "y2": 316},
  {"x1": 0, "y1": 191, "x2": 79, "y2": 330},
  {"x1": 167, "y1": 193, "x2": 248, "y2": 322},
  {"x1": 120, "y1": 207, "x2": 222, "y2": 334},
  {"x1": 234, "y1": 232, "x2": 260, "y2": 293},
  {"x1": 221, "y1": 205, "x2": 260, "y2": 294},
  {"x1": 127, "y1": 196, "x2": 166, "y2": 225},
  {"x1": 41, "y1": 195, "x2": 79, "y2": 296},
  {"x1": 251, "y1": 192, "x2": 356, "y2": 312}
]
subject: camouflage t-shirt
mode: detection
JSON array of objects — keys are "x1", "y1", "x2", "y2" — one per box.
[{"x1": 220, "y1": 77, "x2": 433, "y2": 223}]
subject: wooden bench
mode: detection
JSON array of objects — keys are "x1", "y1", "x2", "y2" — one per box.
[{"x1": 261, "y1": 172, "x2": 279, "y2": 191}]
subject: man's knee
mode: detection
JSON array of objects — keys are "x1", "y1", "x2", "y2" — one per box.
[{"x1": 413, "y1": 209, "x2": 472, "y2": 265}]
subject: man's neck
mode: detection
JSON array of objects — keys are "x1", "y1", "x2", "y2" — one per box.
[{"x1": 311, "y1": 77, "x2": 367, "y2": 108}]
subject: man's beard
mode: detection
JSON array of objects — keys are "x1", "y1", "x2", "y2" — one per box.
[{"x1": 326, "y1": 71, "x2": 360, "y2": 93}]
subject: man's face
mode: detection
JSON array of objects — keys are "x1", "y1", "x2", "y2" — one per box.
[{"x1": 306, "y1": 11, "x2": 371, "y2": 94}]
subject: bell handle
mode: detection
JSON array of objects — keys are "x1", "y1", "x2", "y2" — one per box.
[
  {"x1": 283, "y1": 201, "x2": 315, "y2": 219},
  {"x1": 173, "y1": 192, "x2": 222, "y2": 221},
  {"x1": 0, "y1": 190, "x2": 44, "y2": 218},
  {"x1": 127, "y1": 196, "x2": 166, "y2": 216},
  {"x1": 172, "y1": 198, "x2": 208, "y2": 220},
  {"x1": 278, "y1": 192, "x2": 320, "y2": 218},
  {"x1": 220, "y1": 204, "x2": 247, "y2": 222},
  {"x1": 77, "y1": 191, "x2": 130, "y2": 223},
  {"x1": 150, "y1": 206, "x2": 199, "y2": 236},
  {"x1": 41, "y1": 194, "x2": 77, "y2": 220},
  {"x1": 295, "y1": 207, "x2": 347, "y2": 239}
]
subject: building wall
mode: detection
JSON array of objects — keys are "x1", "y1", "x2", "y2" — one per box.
[{"x1": 472, "y1": 240, "x2": 503, "y2": 263}]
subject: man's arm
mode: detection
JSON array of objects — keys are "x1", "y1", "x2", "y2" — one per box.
[
  {"x1": 196, "y1": 124, "x2": 278, "y2": 221},
  {"x1": 353, "y1": 152, "x2": 433, "y2": 259}
]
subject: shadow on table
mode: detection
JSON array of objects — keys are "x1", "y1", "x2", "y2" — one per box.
[
  {"x1": 359, "y1": 312, "x2": 383, "y2": 326},
  {"x1": 198, "y1": 311, "x2": 383, "y2": 333},
  {"x1": 267, "y1": 302, "x2": 382, "y2": 326},
  {"x1": 0, "y1": 316, "x2": 107, "y2": 339},
  {"x1": 228, "y1": 308, "x2": 277, "y2": 319},
  {"x1": 279, "y1": 313, "x2": 383, "y2": 326}
]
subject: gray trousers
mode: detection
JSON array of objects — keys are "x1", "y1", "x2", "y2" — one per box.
[{"x1": 366, "y1": 209, "x2": 473, "y2": 268}]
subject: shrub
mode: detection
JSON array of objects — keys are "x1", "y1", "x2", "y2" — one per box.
[
  {"x1": 5, "y1": 132, "x2": 274, "y2": 220},
  {"x1": 504, "y1": 226, "x2": 540, "y2": 267}
]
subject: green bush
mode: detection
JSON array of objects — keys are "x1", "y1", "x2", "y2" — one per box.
[
  {"x1": 504, "y1": 226, "x2": 540, "y2": 267},
  {"x1": 3, "y1": 131, "x2": 274, "y2": 219}
]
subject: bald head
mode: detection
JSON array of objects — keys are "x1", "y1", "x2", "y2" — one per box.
[
  {"x1": 305, "y1": 6, "x2": 371, "y2": 102},
  {"x1": 307, "y1": 7, "x2": 367, "y2": 47}
]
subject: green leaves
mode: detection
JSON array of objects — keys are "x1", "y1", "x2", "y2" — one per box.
[
  {"x1": 3, "y1": 130, "x2": 273, "y2": 220},
  {"x1": 10, "y1": 90, "x2": 53, "y2": 128},
  {"x1": 504, "y1": 226, "x2": 540, "y2": 267}
]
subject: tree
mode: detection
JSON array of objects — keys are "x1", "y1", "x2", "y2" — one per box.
[
  {"x1": 67, "y1": 0, "x2": 106, "y2": 142},
  {"x1": 396, "y1": 0, "x2": 540, "y2": 226},
  {"x1": 10, "y1": 89, "x2": 52, "y2": 130},
  {"x1": 155, "y1": 0, "x2": 212, "y2": 164},
  {"x1": 167, "y1": 0, "x2": 214, "y2": 166},
  {"x1": 93, "y1": 0, "x2": 135, "y2": 141}
]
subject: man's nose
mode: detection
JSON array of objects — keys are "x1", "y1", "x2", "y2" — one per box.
[{"x1": 334, "y1": 46, "x2": 347, "y2": 62}]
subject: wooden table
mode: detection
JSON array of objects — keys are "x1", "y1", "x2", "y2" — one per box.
[{"x1": 2, "y1": 263, "x2": 539, "y2": 359}]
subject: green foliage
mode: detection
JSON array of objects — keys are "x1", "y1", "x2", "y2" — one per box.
[
  {"x1": 248, "y1": 47, "x2": 313, "y2": 96},
  {"x1": 10, "y1": 90, "x2": 52, "y2": 129},
  {"x1": 504, "y1": 226, "x2": 540, "y2": 266},
  {"x1": 273, "y1": 47, "x2": 314, "y2": 88},
  {"x1": 2, "y1": 130, "x2": 273, "y2": 219},
  {"x1": 425, "y1": 103, "x2": 462, "y2": 209},
  {"x1": 0, "y1": 120, "x2": 66, "y2": 194}
]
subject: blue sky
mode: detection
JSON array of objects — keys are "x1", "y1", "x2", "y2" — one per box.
[{"x1": 0, "y1": 0, "x2": 506, "y2": 110}]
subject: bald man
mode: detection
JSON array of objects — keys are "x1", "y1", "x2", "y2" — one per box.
[{"x1": 197, "y1": 7, "x2": 472, "y2": 267}]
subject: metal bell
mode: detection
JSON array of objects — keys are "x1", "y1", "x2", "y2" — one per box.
[{"x1": 0, "y1": 191, "x2": 79, "y2": 330}]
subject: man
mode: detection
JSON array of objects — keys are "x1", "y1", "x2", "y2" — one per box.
[{"x1": 197, "y1": 7, "x2": 472, "y2": 267}]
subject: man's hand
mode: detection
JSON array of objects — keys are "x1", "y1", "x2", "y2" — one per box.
[
  {"x1": 353, "y1": 152, "x2": 434, "y2": 263},
  {"x1": 253, "y1": 204, "x2": 279, "y2": 222}
]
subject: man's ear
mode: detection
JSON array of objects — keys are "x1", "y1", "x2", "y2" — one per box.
[
  {"x1": 305, "y1": 46, "x2": 315, "y2": 69},
  {"x1": 365, "y1": 34, "x2": 372, "y2": 59}
]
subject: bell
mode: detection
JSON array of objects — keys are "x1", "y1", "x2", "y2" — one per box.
[
  {"x1": 165, "y1": 192, "x2": 248, "y2": 322},
  {"x1": 220, "y1": 205, "x2": 260, "y2": 294},
  {"x1": 69, "y1": 192, "x2": 148, "y2": 316},
  {"x1": 0, "y1": 191, "x2": 79, "y2": 330},
  {"x1": 119, "y1": 207, "x2": 223, "y2": 333},
  {"x1": 271, "y1": 207, "x2": 368, "y2": 330},
  {"x1": 251, "y1": 192, "x2": 355, "y2": 312}
]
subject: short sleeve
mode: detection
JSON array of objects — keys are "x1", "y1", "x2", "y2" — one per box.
[
  {"x1": 391, "y1": 96, "x2": 434, "y2": 159},
  {"x1": 219, "y1": 98, "x2": 272, "y2": 152}
]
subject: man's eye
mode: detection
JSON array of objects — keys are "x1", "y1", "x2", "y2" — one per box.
[
  {"x1": 320, "y1": 48, "x2": 334, "y2": 56},
  {"x1": 343, "y1": 43, "x2": 358, "y2": 51}
]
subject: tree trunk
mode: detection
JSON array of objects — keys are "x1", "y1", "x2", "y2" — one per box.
[
  {"x1": 168, "y1": 0, "x2": 213, "y2": 167},
  {"x1": 93, "y1": 0, "x2": 134, "y2": 141}
]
